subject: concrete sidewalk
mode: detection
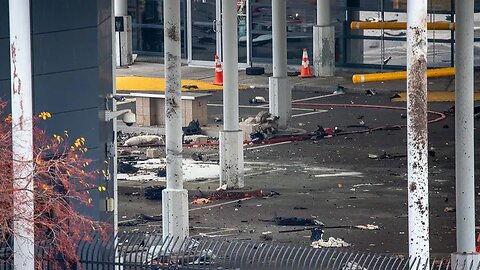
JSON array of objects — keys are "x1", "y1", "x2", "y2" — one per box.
[{"x1": 116, "y1": 62, "x2": 480, "y2": 95}]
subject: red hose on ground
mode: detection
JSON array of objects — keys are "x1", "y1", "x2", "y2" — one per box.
[{"x1": 120, "y1": 103, "x2": 446, "y2": 148}]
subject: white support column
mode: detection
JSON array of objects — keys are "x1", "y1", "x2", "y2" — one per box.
[
  {"x1": 313, "y1": 0, "x2": 335, "y2": 76},
  {"x1": 406, "y1": 0, "x2": 429, "y2": 267},
  {"x1": 114, "y1": 0, "x2": 127, "y2": 16},
  {"x1": 453, "y1": 0, "x2": 478, "y2": 261},
  {"x1": 220, "y1": 0, "x2": 244, "y2": 189},
  {"x1": 269, "y1": 0, "x2": 291, "y2": 129},
  {"x1": 114, "y1": 0, "x2": 133, "y2": 67},
  {"x1": 9, "y1": 0, "x2": 35, "y2": 269},
  {"x1": 162, "y1": 0, "x2": 189, "y2": 240}
]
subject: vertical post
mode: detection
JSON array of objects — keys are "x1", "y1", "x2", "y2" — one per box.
[
  {"x1": 162, "y1": 0, "x2": 189, "y2": 240},
  {"x1": 219, "y1": 0, "x2": 244, "y2": 189},
  {"x1": 114, "y1": 0, "x2": 127, "y2": 16},
  {"x1": 269, "y1": 0, "x2": 291, "y2": 129},
  {"x1": 406, "y1": 0, "x2": 429, "y2": 267},
  {"x1": 313, "y1": 0, "x2": 335, "y2": 76},
  {"x1": 9, "y1": 0, "x2": 35, "y2": 269},
  {"x1": 455, "y1": 0, "x2": 476, "y2": 254}
]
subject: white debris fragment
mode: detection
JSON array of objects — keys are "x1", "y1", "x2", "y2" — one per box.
[
  {"x1": 342, "y1": 261, "x2": 369, "y2": 270},
  {"x1": 311, "y1": 237, "x2": 351, "y2": 248},
  {"x1": 352, "y1": 183, "x2": 384, "y2": 188},
  {"x1": 355, "y1": 224, "x2": 380, "y2": 230},
  {"x1": 124, "y1": 135, "x2": 164, "y2": 146}
]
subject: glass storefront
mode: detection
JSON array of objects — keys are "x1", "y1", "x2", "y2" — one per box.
[{"x1": 128, "y1": 0, "x2": 480, "y2": 69}]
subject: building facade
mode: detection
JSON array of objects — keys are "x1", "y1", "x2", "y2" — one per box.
[
  {"x1": 128, "y1": 0, "x2": 480, "y2": 69},
  {"x1": 0, "y1": 0, "x2": 115, "y2": 224}
]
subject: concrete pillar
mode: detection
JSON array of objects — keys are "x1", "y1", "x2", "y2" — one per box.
[
  {"x1": 406, "y1": 0, "x2": 429, "y2": 267},
  {"x1": 219, "y1": 0, "x2": 244, "y2": 189},
  {"x1": 313, "y1": 0, "x2": 335, "y2": 76},
  {"x1": 115, "y1": 0, "x2": 127, "y2": 16},
  {"x1": 346, "y1": 7, "x2": 364, "y2": 63},
  {"x1": 269, "y1": 0, "x2": 291, "y2": 129},
  {"x1": 9, "y1": 0, "x2": 35, "y2": 269},
  {"x1": 114, "y1": 0, "x2": 133, "y2": 66},
  {"x1": 455, "y1": 0, "x2": 477, "y2": 254},
  {"x1": 162, "y1": 0, "x2": 189, "y2": 240},
  {"x1": 451, "y1": 253, "x2": 480, "y2": 269}
]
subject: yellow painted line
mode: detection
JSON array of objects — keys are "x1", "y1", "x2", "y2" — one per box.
[
  {"x1": 391, "y1": 91, "x2": 480, "y2": 102},
  {"x1": 116, "y1": 76, "x2": 248, "y2": 92}
]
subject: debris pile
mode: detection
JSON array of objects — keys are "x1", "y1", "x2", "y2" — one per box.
[
  {"x1": 240, "y1": 111, "x2": 279, "y2": 142},
  {"x1": 124, "y1": 135, "x2": 164, "y2": 147},
  {"x1": 311, "y1": 237, "x2": 351, "y2": 248}
]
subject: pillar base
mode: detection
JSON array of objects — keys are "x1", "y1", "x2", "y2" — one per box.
[
  {"x1": 269, "y1": 77, "x2": 291, "y2": 129},
  {"x1": 451, "y1": 253, "x2": 480, "y2": 269},
  {"x1": 219, "y1": 130, "x2": 244, "y2": 189},
  {"x1": 313, "y1": 25, "x2": 335, "y2": 77},
  {"x1": 162, "y1": 189, "x2": 189, "y2": 240}
]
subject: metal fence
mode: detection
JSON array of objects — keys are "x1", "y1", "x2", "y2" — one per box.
[{"x1": 0, "y1": 232, "x2": 477, "y2": 269}]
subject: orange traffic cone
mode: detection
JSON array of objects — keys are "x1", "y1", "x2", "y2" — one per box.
[
  {"x1": 212, "y1": 55, "x2": 223, "y2": 86},
  {"x1": 298, "y1": 48, "x2": 314, "y2": 78},
  {"x1": 476, "y1": 233, "x2": 480, "y2": 253}
]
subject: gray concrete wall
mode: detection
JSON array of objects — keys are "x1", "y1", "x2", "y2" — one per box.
[{"x1": 0, "y1": 0, "x2": 114, "y2": 223}]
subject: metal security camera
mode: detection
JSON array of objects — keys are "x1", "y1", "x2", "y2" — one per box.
[
  {"x1": 104, "y1": 109, "x2": 136, "y2": 126},
  {"x1": 122, "y1": 111, "x2": 136, "y2": 126}
]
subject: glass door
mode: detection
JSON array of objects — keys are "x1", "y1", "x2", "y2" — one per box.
[{"x1": 187, "y1": 0, "x2": 251, "y2": 67}]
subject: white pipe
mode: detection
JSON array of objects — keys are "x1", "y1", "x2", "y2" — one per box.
[
  {"x1": 272, "y1": 0, "x2": 287, "y2": 78},
  {"x1": 222, "y1": 0, "x2": 239, "y2": 131},
  {"x1": 455, "y1": 0, "x2": 475, "y2": 253},
  {"x1": 406, "y1": 0, "x2": 430, "y2": 266},
  {"x1": 9, "y1": 0, "x2": 35, "y2": 269},
  {"x1": 115, "y1": 0, "x2": 127, "y2": 16},
  {"x1": 317, "y1": 0, "x2": 330, "y2": 26}
]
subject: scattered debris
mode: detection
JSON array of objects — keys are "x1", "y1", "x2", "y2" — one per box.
[
  {"x1": 146, "y1": 148, "x2": 160, "y2": 158},
  {"x1": 310, "y1": 126, "x2": 336, "y2": 140},
  {"x1": 368, "y1": 152, "x2": 406, "y2": 160},
  {"x1": 157, "y1": 167, "x2": 167, "y2": 177},
  {"x1": 144, "y1": 186, "x2": 166, "y2": 200},
  {"x1": 124, "y1": 135, "x2": 164, "y2": 147},
  {"x1": 352, "y1": 183, "x2": 384, "y2": 188},
  {"x1": 310, "y1": 228, "x2": 324, "y2": 241},
  {"x1": 214, "y1": 117, "x2": 223, "y2": 123},
  {"x1": 365, "y1": 89, "x2": 376, "y2": 96},
  {"x1": 355, "y1": 224, "x2": 380, "y2": 230},
  {"x1": 182, "y1": 84, "x2": 199, "y2": 90},
  {"x1": 249, "y1": 96, "x2": 267, "y2": 104},
  {"x1": 390, "y1": 93, "x2": 401, "y2": 100},
  {"x1": 243, "y1": 111, "x2": 279, "y2": 142},
  {"x1": 184, "y1": 134, "x2": 208, "y2": 144},
  {"x1": 260, "y1": 231, "x2": 273, "y2": 241},
  {"x1": 118, "y1": 162, "x2": 138, "y2": 174},
  {"x1": 293, "y1": 206, "x2": 308, "y2": 210},
  {"x1": 183, "y1": 120, "x2": 202, "y2": 136},
  {"x1": 428, "y1": 148, "x2": 436, "y2": 157},
  {"x1": 273, "y1": 216, "x2": 323, "y2": 226},
  {"x1": 444, "y1": 207, "x2": 456, "y2": 213},
  {"x1": 191, "y1": 152, "x2": 204, "y2": 161},
  {"x1": 192, "y1": 198, "x2": 212, "y2": 204},
  {"x1": 334, "y1": 85, "x2": 346, "y2": 95},
  {"x1": 311, "y1": 237, "x2": 351, "y2": 248}
]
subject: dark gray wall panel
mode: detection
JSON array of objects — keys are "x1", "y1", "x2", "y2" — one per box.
[
  {"x1": 0, "y1": 39, "x2": 9, "y2": 81},
  {"x1": 97, "y1": 18, "x2": 112, "y2": 67},
  {"x1": 32, "y1": 0, "x2": 97, "y2": 34},
  {"x1": 33, "y1": 68, "x2": 100, "y2": 113},
  {"x1": 97, "y1": 0, "x2": 111, "y2": 25},
  {"x1": 0, "y1": 80, "x2": 9, "y2": 101},
  {"x1": 35, "y1": 108, "x2": 102, "y2": 150},
  {"x1": 0, "y1": 0, "x2": 8, "y2": 38},
  {"x1": 32, "y1": 28, "x2": 99, "y2": 75},
  {"x1": 98, "y1": 56, "x2": 113, "y2": 97}
]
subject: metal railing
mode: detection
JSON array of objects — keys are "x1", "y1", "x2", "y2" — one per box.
[{"x1": 0, "y1": 232, "x2": 477, "y2": 269}]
